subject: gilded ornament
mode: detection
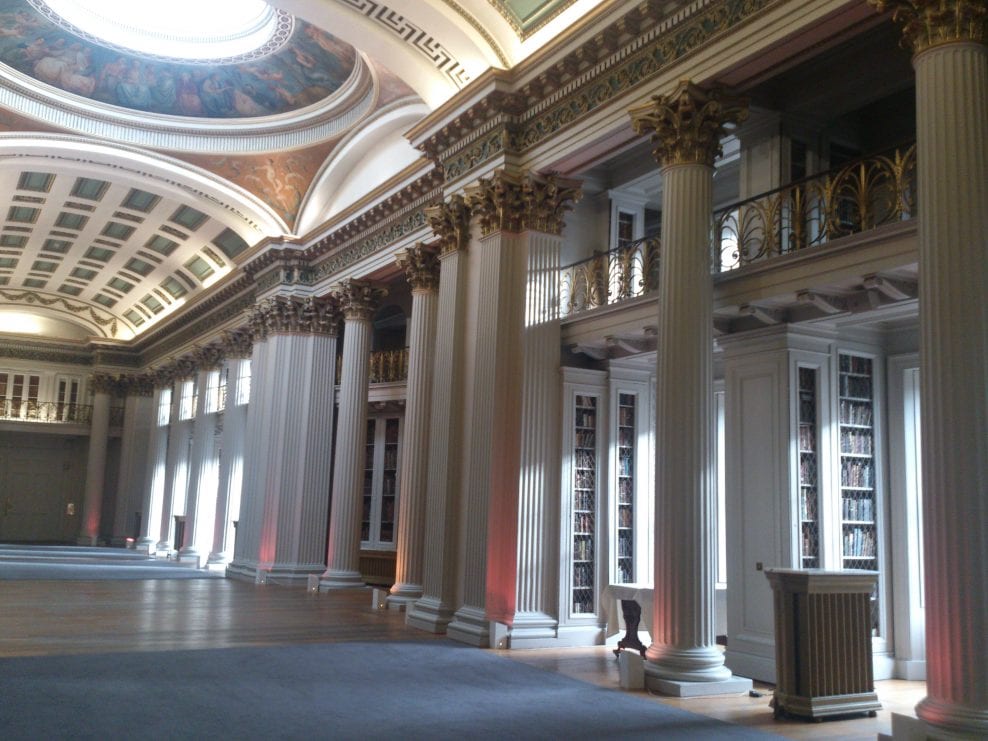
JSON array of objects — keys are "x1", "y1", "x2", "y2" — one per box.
[
  {"x1": 628, "y1": 80, "x2": 748, "y2": 168},
  {"x1": 336, "y1": 280, "x2": 388, "y2": 321},
  {"x1": 466, "y1": 171, "x2": 525, "y2": 236},
  {"x1": 220, "y1": 328, "x2": 254, "y2": 359},
  {"x1": 522, "y1": 173, "x2": 582, "y2": 235},
  {"x1": 871, "y1": 0, "x2": 987, "y2": 53},
  {"x1": 396, "y1": 243, "x2": 441, "y2": 291},
  {"x1": 426, "y1": 194, "x2": 471, "y2": 254}
]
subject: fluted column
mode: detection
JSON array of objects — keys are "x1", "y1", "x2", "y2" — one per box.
[
  {"x1": 227, "y1": 296, "x2": 340, "y2": 584},
  {"x1": 388, "y1": 244, "x2": 440, "y2": 607},
  {"x1": 158, "y1": 369, "x2": 194, "y2": 553},
  {"x1": 178, "y1": 362, "x2": 220, "y2": 567},
  {"x1": 322, "y1": 280, "x2": 387, "y2": 589},
  {"x1": 136, "y1": 382, "x2": 172, "y2": 553},
  {"x1": 78, "y1": 375, "x2": 114, "y2": 545},
  {"x1": 208, "y1": 335, "x2": 252, "y2": 569},
  {"x1": 503, "y1": 174, "x2": 581, "y2": 644},
  {"x1": 408, "y1": 196, "x2": 472, "y2": 633},
  {"x1": 873, "y1": 3, "x2": 988, "y2": 736},
  {"x1": 110, "y1": 377, "x2": 154, "y2": 546},
  {"x1": 630, "y1": 80, "x2": 751, "y2": 694}
]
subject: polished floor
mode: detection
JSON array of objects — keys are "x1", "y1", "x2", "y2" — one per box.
[{"x1": 0, "y1": 577, "x2": 924, "y2": 739}]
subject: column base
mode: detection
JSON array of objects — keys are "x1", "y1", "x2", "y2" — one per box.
[
  {"x1": 205, "y1": 552, "x2": 229, "y2": 571},
  {"x1": 319, "y1": 569, "x2": 364, "y2": 590},
  {"x1": 446, "y1": 605, "x2": 491, "y2": 647},
  {"x1": 405, "y1": 596, "x2": 454, "y2": 633},
  {"x1": 917, "y1": 695, "x2": 988, "y2": 740},
  {"x1": 386, "y1": 582, "x2": 423, "y2": 610},
  {"x1": 134, "y1": 537, "x2": 155, "y2": 555},
  {"x1": 177, "y1": 546, "x2": 202, "y2": 569},
  {"x1": 646, "y1": 674, "x2": 753, "y2": 697},
  {"x1": 76, "y1": 535, "x2": 98, "y2": 546},
  {"x1": 259, "y1": 564, "x2": 325, "y2": 586}
]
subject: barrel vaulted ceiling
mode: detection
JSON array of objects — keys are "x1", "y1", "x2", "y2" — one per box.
[{"x1": 0, "y1": 0, "x2": 594, "y2": 342}]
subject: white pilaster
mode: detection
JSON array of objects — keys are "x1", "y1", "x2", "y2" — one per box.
[
  {"x1": 79, "y1": 387, "x2": 111, "y2": 546},
  {"x1": 208, "y1": 357, "x2": 249, "y2": 568},
  {"x1": 158, "y1": 382, "x2": 192, "y2": 554},
  {"x1": 322, "y1": 282, "x2": 383, "y2": 589},
  {"x1": 178, "y1": 369, "x2": 217, "y2": 567},
  {"x1": 389, "y1": 246, "x2": 439, "y2": 607},
  {"x1": 912, "y1": 38, "x2": 988, "y2": 739},
  {"x1": 136, "y1": 386, "x2": 170, "y2": 553},
  {"x1": 407, "y1": 238, "x2": 469, "y2": 633}
]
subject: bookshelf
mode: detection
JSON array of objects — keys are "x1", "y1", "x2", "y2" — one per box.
[
  {"x1": 797, "y1": 367, "x2": 820, "y2": 568},
  {"x1": 361, "y1": 413, "x2": 402, "y2": 550},
  {"x1": 838, "y1": 352, "x2": 879, "y2": 633},
  {"x1": 616, "y1": 393, "x2": 635, "y2": 583},
  {"x1": 572, "y1": 393, "x2": 598, "y2": 615}
]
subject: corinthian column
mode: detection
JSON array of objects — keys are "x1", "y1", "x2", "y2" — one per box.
[
  {"x1": 499, "y1": 174, "x2": 581, "y2": 646},
  {"x1": 407, "y1": 195, "x2": 472, "y2": 633},
  {"x1": 388, "y1": 244, "x2": 440, "y2": 608},
  {"x1": 629, "y1": 80, "x2": 751, "y2": 695},
  {"x1": 872, "y1": 3, "x2": 988, "y2": 737},
  {"x1": 321, "y1": 280, "x2": 387, "y2": 589},
  {"x1": 227, "y1": 295, "x2": 341, "y2": 584},
  {"x1": 79, "y1": 373, "x2": 115, "y2": 545}
]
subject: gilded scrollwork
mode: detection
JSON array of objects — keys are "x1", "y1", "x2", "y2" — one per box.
[
  {"x1": 871, "y1": 0, "x2": 987, "y2": 53},
  {"x1": 336, "y1": 280, "x2": 388, "y2": 321},
  {"x1": 396, "y1": 243, "x2": 441, "y2": 291},
  {"x1": 628, "y1": 80, "x2": 748, "y2": 168}
]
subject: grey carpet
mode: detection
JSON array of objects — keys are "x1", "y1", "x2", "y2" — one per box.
[
  {"x1": 0, "y1": 544, "x2": 221, "y2": 580},
  {"x1": 0, "y1": 641, "x2": 781, "y2": 740}
]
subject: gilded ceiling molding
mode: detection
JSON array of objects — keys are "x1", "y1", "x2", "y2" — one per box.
[
  {"x1": 248, "y1": 295, "x2": 342, "y2": 339},
  {"x1": 335, "y1": 279, "x2": 388, "y2": 321},
  {"x1": 628, "y1": 79, "x2": 748, "y2": 168},
  {"x1": 337, "y1": 0, "x2": 471, "y2": 86},
  {"x1": 486, "y1": 0, "x2": 578, "y2": 39},
  {"x1": 466, "y1": 170, "x2": 526, "y2": 236},
  {"x1": 425, "y1": 194, "x2": 472, "y2": 254},
  {"x1": 522, "y1": 173, "x2": 582, "y2": 235},
  {"x1": 0, "y1": 288, "x2": 119, "y2": 338},
  {"x1": 395, "y1": 243, "x2": 441, "y2": 291},
  {"x1": 871, "y1": 0, "x2": 987, "y2": 53},
  {"x1": 438, "y1": 0, "x2": 511, "y2": 67}
]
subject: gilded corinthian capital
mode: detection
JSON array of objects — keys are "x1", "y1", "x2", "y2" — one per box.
[
  {"x1": 523, "y1": 173, "x2": 582, "y2": 235},
  {"x1": 466, "y1": 170, "x2": 525, "y2": 236},
  {"x1": 628, "y1": 80, "x2": 748, "y2": 168},
  {"x1": 246, "y1": 295, "x2": 341, "y2": 338},
  {"x1": 396, "y1": 243, "x2": 440, "y2": 291},
  {"x1": 425, "y1": 194, "x2": 471, "y2": 255},
  {"x1": 871, "y1": 0, "x2": 987, "y2": 53},
  {"x1": 336, "y1": 279, "x2": 388, "y2": 321}
]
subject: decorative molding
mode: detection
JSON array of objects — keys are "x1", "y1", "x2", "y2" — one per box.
[
  {"x1": 628, "y1": 79, "x2": 748, "y2": 167},
  {"x1": 438, "y1": 0, "x2": 511, "y2": 67},
  {"x1": 335, "y1": 279, "x2": 388, "y2": 320},
  {"x1": 486, "y1": 0, "x2": 579, "y2": 39},
  {"x1": 247, "y1": 295, "x2": 342, "y2": 339},
  {"x1": 339, "y1": 0, "x2": 471, "y2": 87},
  {"x1": 466, "y1": 170, "x2": 526, "y2": 235},
  {"x1": 219, "y1": 328, "x2": 254, "y2": 359},
  {"x1": 522, "y1": 172, "x2": 582, "y2": 235},
  {"x1": 871, "y1": 0, "x2": 987, "y2": 54},
  {"x1": 89, "y1": 372, "x2": 122, "y2": 395},
  {"x1": 425, "y1": 194, "x2": 472, "y2": 254},
  {"x1": 0, "y1": 288, "x2": 119, "y2": 337},
  {"x1": 313, "y1": 208, "x2": 432, "y2": 279},
  {"x1": 395, "y1": 243, "x2": 441, "y2": 291}
]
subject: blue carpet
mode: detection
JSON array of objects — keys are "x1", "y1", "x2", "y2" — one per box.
[
  {"x1": 0, "y1": 641, "x2": 781, "y2": 740},
  {"x1": 0, "y1": 544, "x2": 221, "y2": 580}
]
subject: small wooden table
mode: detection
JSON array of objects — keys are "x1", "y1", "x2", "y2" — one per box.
[{"x1": 602, "y1": 583, "x2": 653, "y2": 657}]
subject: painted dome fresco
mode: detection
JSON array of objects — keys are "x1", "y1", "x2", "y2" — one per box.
[{"x1": 0, "y1": 0, "x2": 358, "y2": 119}]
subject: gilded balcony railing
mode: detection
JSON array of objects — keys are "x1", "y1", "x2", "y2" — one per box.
[
  {"x1": 714, "y1": 143, "x2": 917, "y2": 273},
  {"x1": 0, "y1": 400, "x2": 93, "y2": 424},
  {"x1": 335, "y1": 348, "x2": 410, "y2": 385},
  {"x1": 559, "y1": 236, "x2": 661, "y2": 319}
]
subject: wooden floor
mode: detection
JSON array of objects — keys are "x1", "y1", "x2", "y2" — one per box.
[{"x1": 0, "y1": 577, "x2": 924, "y2": 739}]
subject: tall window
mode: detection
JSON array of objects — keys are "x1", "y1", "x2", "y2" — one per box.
[
  {"x1": 205, "y1": 370, "x2": 224, "y2": 414},
  {"x1": 157, "y1": 387, "x2": 172, "y2": 426},
  {"x1": 235, "y1": 360, "x2": 251, "y2": 406},
  {"x1": 179, "y1": 378, "x2": 197, "y2": 420}
]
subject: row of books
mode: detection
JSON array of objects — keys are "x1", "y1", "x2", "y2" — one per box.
[
  {"x1": 842, "y1": 496, "x2": 875, "y2": 522},
  {"x1": 839, "y1": 374, "x2": 873, "y2": 399},
  {"x1": 839, "y1": 355, "x2": 872, "y2": 374},
  {"x1": 573, "y1": 537, "x2": 595, "y2": 561},
  {"x1": 842, "y1": 458, "x2": 874, "y2": 488},
  {"x1": 844, "y1": 526, "x2": 877, "y2": 557},
  {"x1": 841, "y1": 428, "x2": 874, "y2": 455},
  {"x1": 840, "y1": 399, "x2": 874, "y2": 426},
  {"x1": 573, "y1": 512, "x2": 595, "y2": 533},
  {"x1": 798, "y1": 423, "x2": 816, "y2": 450},
  {"x1": 575, "y1": 450, "x2": 596, "y2": 469},
  {"x1": 573, "y1": 562, "x2": 594, "y2": 587},
  {"x1": 799, "y1": 492, "x2": 818, "y2": 521}
]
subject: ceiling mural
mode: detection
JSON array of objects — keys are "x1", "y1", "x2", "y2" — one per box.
[{"x1": 0, "y1": 0, "x2": 358, "y2": 118}]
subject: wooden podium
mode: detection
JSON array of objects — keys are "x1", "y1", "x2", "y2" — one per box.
[{"x1": 765, "y1": 569, "x2": 882, "y2": 721}]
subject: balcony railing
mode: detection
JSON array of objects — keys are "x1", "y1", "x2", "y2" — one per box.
[
  {"x1": 335, "y1": 348, "x2": 410, "y2": 385},
  {"x1": 559, "y1": 236, "x2": 661, "y2": 319},
  {"x1": 714, "y1": 143, "x2": 917, "y2": 272},
  {"x1": 0, "y1": 400, "x2": 92, "y2": 424}
]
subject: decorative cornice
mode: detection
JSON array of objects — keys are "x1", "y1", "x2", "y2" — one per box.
[
  {"x1": 522, "y1": 173, "x2": 582, "y2": 235},
  {"x1": 0, "y1": 288, "x2": 119, "y2": 338},
  {"x1": 336, "y1": 279, "x2": 388, "y2": 320},
  {"x1": 466, "y1": 170, "x2": 526, "y2": 236},
  {"x1": 628, "y1": 79, "x2": 748, "y2": 167},
  {"x1": 0, "y1": 339, "x2": 94, "y2": 365},
  {"x1": 247, "y1": 295, "x2": 342, "y2": 339},
  {"x1": 425, "y1": 194, "x2": 472, "y2": 254},
  {"x1": 871, "y1": 0, "x2": 987, "y2": 54},
  {"x1": 395, "y1": 243, "x2": 441, "y2": 291}
]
